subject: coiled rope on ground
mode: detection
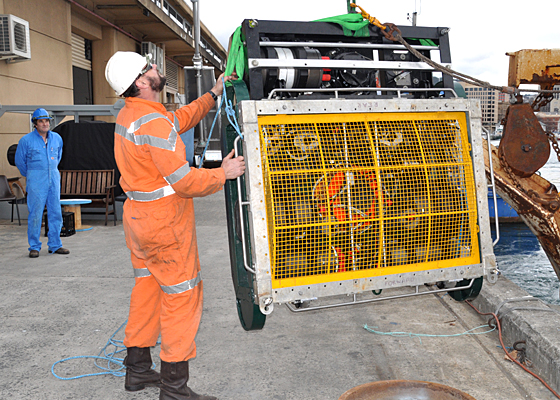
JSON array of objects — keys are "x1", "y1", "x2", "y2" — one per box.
[{"x1": 51, "y1": 321, "x2": 128, "y2": 380}]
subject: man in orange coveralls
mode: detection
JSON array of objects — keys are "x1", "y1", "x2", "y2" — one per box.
[{"x1": 105, "y1": 51, "x2": 245, "y2": 400}]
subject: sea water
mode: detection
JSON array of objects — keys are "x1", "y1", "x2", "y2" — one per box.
[{"x1": 490, "y1": 141, "x2": 560, "y2": 305}]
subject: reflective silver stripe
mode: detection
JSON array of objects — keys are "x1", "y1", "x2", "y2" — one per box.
[
  {"x1": 160, "y1": 272, "x2": 201, "y2": 295},
  {"x1": 134, "y1": 126, "x2": 177, "y2": 150},
  {"x1": 134, "y1": 268, "x2": 152, "y2": 278},
  {"x1": 115, "y1": 123, "x2": 129, "y2": 139},
  {"x1": 115, "y1": 123, "x2": 177, "y2": 150},
  {"x1": 132, "y1": 113, "x2": 170, "y2": 131},
  {"x1": 126, "y1": 185, "x2": 176, "y2": 202},
  {"x1": 115, "y1": 112, "x2": 178, "y2": 151},
  {"x1": 164, "y1": 163, "x2": 191, "y2": 185},
  {"x1": 172, "y1": 112, "x2": 180, "y2": 132}
]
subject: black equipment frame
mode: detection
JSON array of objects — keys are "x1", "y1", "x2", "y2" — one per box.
[{"x1": 240, "y1": 19, "x2": 453, "y2": 100}]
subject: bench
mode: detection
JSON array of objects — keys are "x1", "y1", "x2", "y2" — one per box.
[{"x1": 60, "y1": 170, "x2": 117, "y2": 226}]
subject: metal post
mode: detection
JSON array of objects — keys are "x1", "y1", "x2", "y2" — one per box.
[{"x1": 191, "y1": 0, "x2": 206, "y2": 146}]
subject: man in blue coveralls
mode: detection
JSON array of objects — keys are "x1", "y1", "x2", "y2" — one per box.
[{"x1": 15, "y1": 108, "x2": 70, "y2": 258}]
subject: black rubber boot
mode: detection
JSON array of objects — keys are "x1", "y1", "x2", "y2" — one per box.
[
  {"x1": 159, "y1": 360, "x2": 217, "y2": 400},
  {"x1": 123, "y1": 347, "x2": 161, "y2": 391}
]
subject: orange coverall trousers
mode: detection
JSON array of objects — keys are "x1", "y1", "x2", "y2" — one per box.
[
  {"x1": 115, "y1": 93, "x2": 222, "y2": 362},
  {"x1": 123, "y1": 193, "x2": 204, "y2": 362}
]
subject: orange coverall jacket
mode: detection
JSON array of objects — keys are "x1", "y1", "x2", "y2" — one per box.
[{"x1": 114, "y1": 94, "x2": 225, "y2": 362}]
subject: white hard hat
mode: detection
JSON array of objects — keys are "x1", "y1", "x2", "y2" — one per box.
[{"x1": 105, "y1": 51, "x2": 152, "y2": 96}]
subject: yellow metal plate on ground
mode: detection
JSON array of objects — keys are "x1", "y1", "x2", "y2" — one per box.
[{"x1": 258, "y1": 112, "x2": 480, "y2": 289}]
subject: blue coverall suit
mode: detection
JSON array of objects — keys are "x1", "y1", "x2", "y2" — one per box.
[{"x1": 15, "y1": 129, "x2": 64, "y2": 252}]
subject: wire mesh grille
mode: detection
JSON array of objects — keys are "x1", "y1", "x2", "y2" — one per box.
[
  {"x1": 258, "y1": 112, "x2": 480, "y2": 288},
  {"x1": 0, "y1": 16, "x2": 9, "y2": 53}
]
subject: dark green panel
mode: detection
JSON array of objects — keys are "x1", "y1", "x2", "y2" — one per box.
[{"x1": 221, "y1": 80, "x2": 266, "y2": 330}]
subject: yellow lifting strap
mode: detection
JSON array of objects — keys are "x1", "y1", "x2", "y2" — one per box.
[{"x1": 349, "y1": 2, "x2": 386, "y2": 30}]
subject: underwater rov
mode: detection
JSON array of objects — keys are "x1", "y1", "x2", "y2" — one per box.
[{"x1": 221, "y1": 18, "x2": 497, "y2": 330}]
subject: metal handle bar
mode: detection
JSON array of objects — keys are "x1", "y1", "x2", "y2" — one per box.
[
  {"x1": 259, "y1": 41, "x2": 440, "y2": 51},
  {"x1": 483, "y1": 129, "x2": 500, "y2": 247},
  {"x1": 286, "y1": 279, "x2": 477, "y2": 312},
  {"x1": 268, "y1": 87, "x2": 458, "y2": 99},
  {"x1": 234, "y1": 136, "x2": 256, "y2": 274}
]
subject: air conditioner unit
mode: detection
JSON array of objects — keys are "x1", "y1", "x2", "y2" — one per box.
[
  {"x1": 141, "y1": 41, "x2": 164, "y2": 73},
  {"x1": 155, "y1": 45, "x2": 164, "y2": 73},
  {"x1": 175, "y1": 93, "x2": 186, "y2": 105},
  {"x1": 0, "y1": 14, "x2": 31, "y2": 62},
  {"x1": 141, "y1": 41, "x2": 157, "y2": 63}
]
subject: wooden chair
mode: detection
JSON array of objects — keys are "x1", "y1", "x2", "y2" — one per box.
[{"x1": 0, "y1": 175, "x2": 20, "y2": 225}]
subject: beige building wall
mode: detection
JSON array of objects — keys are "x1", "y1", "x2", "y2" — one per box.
[
  {"x1": 92, "y1": 27, "x2": 138, "y2": 122},
  {"x1": 1, "y1": 0, "x2": 195, "y2": 179},
  {"x1": 0, "y1": 0, "x2": 73, "y2": 177},
  {"x1": 0, "y1": 0, "x2": 144, "y2": 174}
]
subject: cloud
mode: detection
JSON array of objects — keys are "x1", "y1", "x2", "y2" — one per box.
[{"x1": 200, "y1": 0, "x2": 559, "y2": 89}]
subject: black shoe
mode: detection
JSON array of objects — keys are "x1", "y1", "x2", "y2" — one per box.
[
  {"x1": 29, "y1": 250, "x2": 39, "y2": 258},
  {"x1": 160, "y1": 361, "x2": 217, "y2": 400},
  {"x1": 48, "y1": 247, "x2": 70, "y2": 254},
  {"x1": 124, "y1": 347, "x2": 161, "y2": 392}
]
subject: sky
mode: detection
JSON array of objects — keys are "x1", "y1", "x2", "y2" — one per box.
[{"x1": 199, "y1": 0, "x2": 559, "y2": 87}]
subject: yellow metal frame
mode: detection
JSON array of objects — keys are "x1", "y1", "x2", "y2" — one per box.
[
  {"x1": 258, "y1": 111, "x2": 480, "y2": 290},
  {"x1": 507, "y1": 49, "x2": 560, "y2": 88}
]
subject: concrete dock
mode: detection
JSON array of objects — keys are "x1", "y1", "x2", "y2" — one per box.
[{"x1": 1, "y1": 191, "x2": 560, "y2": 400}]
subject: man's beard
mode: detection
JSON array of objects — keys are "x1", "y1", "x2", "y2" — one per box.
[{"x1": 147, "y1": 73, "x2": 167, "y2": 92}]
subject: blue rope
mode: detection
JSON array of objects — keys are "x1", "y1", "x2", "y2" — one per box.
[
  {"x1": 198, "y1": 78, "x2": 243, "y2": 169},
  {"x1": 52, "y1": 321, "x2": 127, "y2": 380},
  {"x1": 363, "y1": 323, "x2": 495, "y2": 345},
  {"x1": 223, "y1": 79, "x2": 244, "y2": 141},
  {"x1": 198, "y1": 84, "x2": 225, "y2": 169},
  {"x1": 51, "y1": 320, "x2": 159, "y2": 381}
]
